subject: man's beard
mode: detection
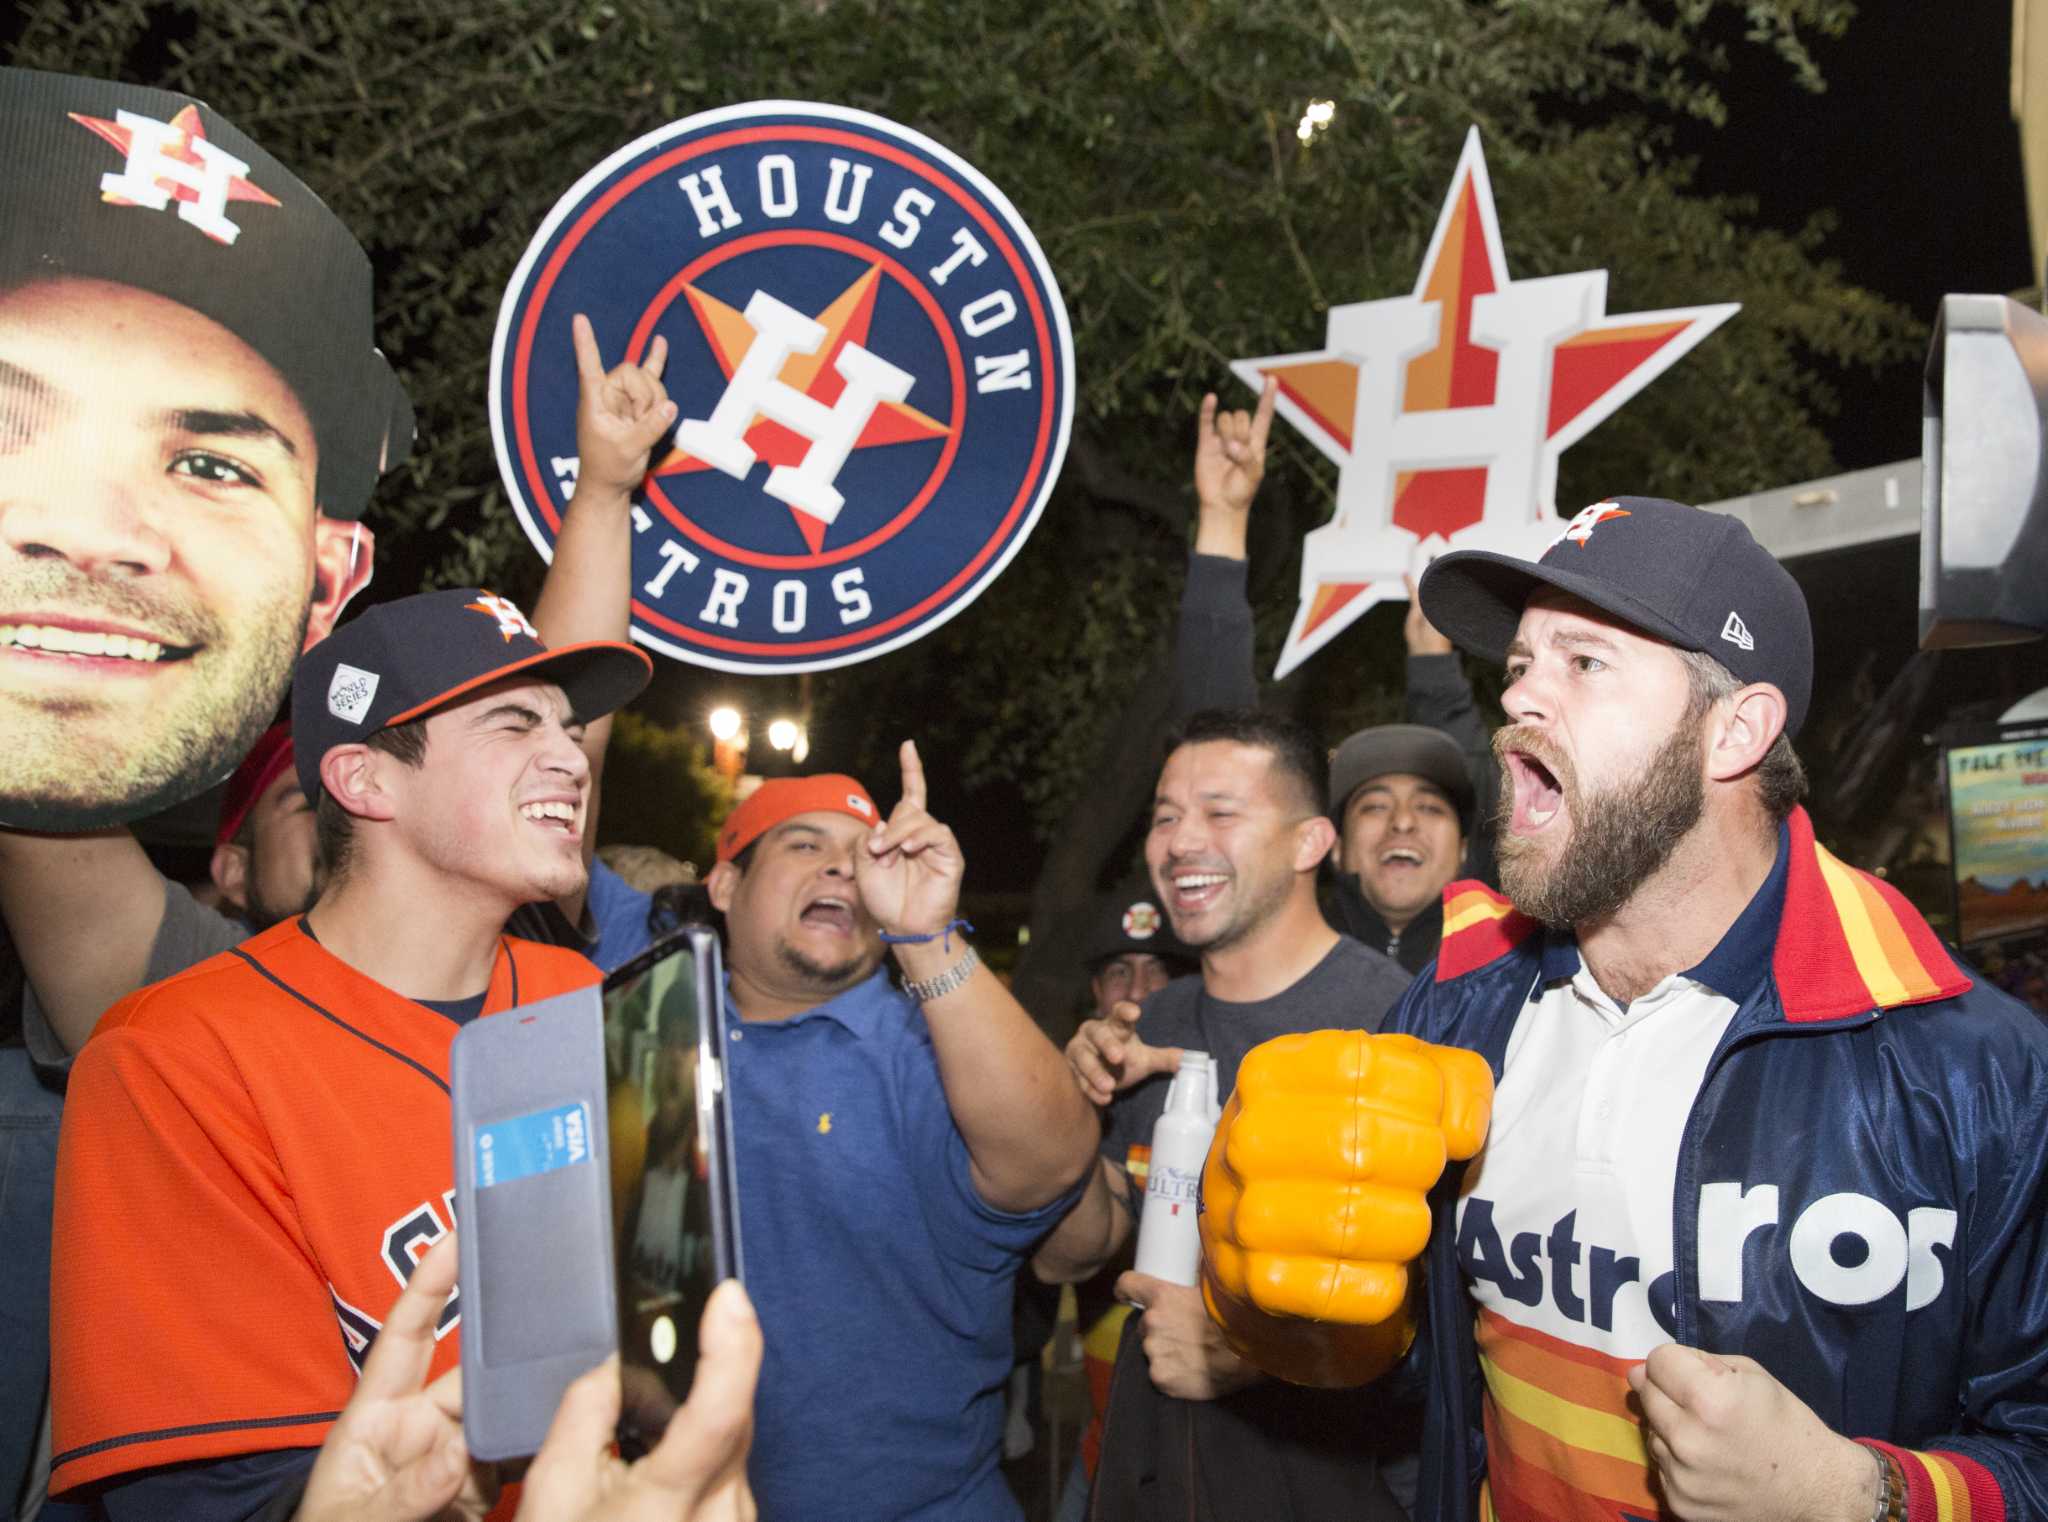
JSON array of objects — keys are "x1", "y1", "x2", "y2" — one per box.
[
  {"x1": 1493, "y1": 708, "x2": 1706, "y2": 929},
  {"x1": 774, "y1": 936, "x2": 877, "y2": 993},
  {"x1": 0, "y1": 560, "x2": 305, "y2": 831},
  {"x1": 243, "y1": 869, "x2": 323, "y2": 933}
]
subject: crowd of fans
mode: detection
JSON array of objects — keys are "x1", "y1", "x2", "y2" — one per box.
[{"x1": 5, "y1": 230, "x2": 2046, "y2": 1522}]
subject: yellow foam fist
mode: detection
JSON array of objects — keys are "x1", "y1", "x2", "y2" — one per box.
[{"x1": 1199, "y1": 1030, "x2": 1494, "y2": 1387}]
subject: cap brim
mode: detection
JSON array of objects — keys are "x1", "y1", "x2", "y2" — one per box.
[
  {"x1": 385, "y1": 639, "x2": 653, "y2": 729},
  {"x1": 1418, "y1": 549, "x2": 1703, "y2": 664},
  {"x1": 1331, "y1": 726, "x2": 1473, "y2": 814}
]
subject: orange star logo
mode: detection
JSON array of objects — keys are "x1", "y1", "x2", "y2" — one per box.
[
  {"x1": 465, "y1": 592, "x2": 539, "y2": 643},
  {"x1": 1550, "y1": 501, "x2": 1633, "y2": 550},
  {"x1": 1232, "y1": 128, "x2": 1737, "y2": 676},
  {"x1": 68, "y1": 105, "x2": 281, "y2": 240},
  {"x1": 653, "y1": 265, "x2": 952, "y2": 553}
]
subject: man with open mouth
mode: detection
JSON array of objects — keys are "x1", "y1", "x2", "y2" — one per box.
[
  {"x1": 1036, "y1": 708, "x2": 1416, "y2": 1522},
  {"x1": 1325, "y1": 722, "x2": 1476, "y2": 975},
  {"x1": 0, "y1": 69, "x2": 411, "y2": 833},
  {"x1": 700, "y1": 758, "x2": 1098, "y2": 1521},
  {"x1": 1200, "y1": 495, "x2": 2048, "y2": 1522}
]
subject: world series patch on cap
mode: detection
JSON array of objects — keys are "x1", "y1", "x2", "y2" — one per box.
[{"x1": 490, "y1": 101, "x2": 1074, "y2": 673}]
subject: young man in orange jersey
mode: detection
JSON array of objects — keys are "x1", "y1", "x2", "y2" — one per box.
[{"x1": 47, "y1": 586, "x2": 652, "y2": 1519}]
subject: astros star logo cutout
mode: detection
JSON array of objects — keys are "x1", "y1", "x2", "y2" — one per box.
[{"x1": 1232, "y1": 128, "x2": 1736, "y2": 677}]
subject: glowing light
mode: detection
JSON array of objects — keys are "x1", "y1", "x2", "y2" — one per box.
[
  {"x1": 767, "y1": 718, "x2": 801, "y2": 752},
  {"x1": 650, "y1": 1314, "x2": 678, "y2": 1365},
  {"x1": 708, "y1": 707, "x2": 742, "y2": 742},
  {"x1": 792, "y1": 731, "x2": 810, "y2": 765},
  {"x1": 1296, "y1": 98, "x2": 1335, "y2": 144}
]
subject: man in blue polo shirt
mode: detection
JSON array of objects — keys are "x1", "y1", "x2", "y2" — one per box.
[{"x1": 703, "y1": 746, "x2": 1098, "y2": 1521}]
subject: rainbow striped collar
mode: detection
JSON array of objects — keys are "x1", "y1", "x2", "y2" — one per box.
[{"x1": 1436, "y1": 808, "x2": 1970, "y2": 1023}]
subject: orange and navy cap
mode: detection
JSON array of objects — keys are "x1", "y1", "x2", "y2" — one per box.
[
  {"x1": 214, "y1": 723, "x2": 296, "y2": 846},
  {"x1": 717, "y1": 776, "x2": 878, "y2": 864},
  {"x1": 290, "y1": 588, "x2": 651, "y2": 807}
]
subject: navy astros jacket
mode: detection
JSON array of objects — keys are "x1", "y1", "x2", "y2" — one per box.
[{"x1": 1387, "y1": 807, "x2": 2048, "y2": 1522}]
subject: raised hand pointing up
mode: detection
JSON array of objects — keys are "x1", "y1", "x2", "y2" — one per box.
[
  {"x1": 854, "y1": 739, "x2": 964, "y2": 939},
  {"x1": 571, "y1": 311, "x2": 677, "y2": 502}
]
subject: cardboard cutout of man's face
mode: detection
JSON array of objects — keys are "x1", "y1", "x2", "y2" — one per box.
[{"x1": 0, "y1": 69, "x2": 409, "y2": 831}]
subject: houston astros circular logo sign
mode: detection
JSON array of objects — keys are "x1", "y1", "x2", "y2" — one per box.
[{"x1": 491, "y1": 101, "x2": 1074, "y2": 673}]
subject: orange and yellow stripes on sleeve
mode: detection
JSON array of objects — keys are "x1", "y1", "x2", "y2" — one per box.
[{"x1": 1860, "y1": 1440, "x2": 2005, "y2": 1522}]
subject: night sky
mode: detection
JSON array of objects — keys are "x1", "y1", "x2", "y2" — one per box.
[
  {"x1": 1660, "y1": 7, "x2": 2048, "y2": 802},
  {"x1": 1677, "y1": 5, "x2": 2035, "y2": 472}
]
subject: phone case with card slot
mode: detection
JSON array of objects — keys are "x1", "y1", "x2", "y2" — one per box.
[{"x1": 450, "y1": 984, "x2": 618, "y2": 1461}]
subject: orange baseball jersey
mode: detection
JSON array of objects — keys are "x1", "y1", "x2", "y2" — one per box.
[{"x1": 49, "y1": 917, "x2": 600, "y2": 1494}]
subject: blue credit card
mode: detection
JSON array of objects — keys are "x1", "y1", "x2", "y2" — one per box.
[{"x1": 475, "y1": 1100, "x2": 594, "y2": 1190}]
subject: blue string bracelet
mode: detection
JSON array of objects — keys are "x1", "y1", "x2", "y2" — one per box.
[{"x1": 879, "y1": 918, "x2": 975, "y2": 952}]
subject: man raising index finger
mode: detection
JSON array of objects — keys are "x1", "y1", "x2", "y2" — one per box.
[{"x1": 702, "y1": 759, "x2": 1096, "y2": 1521}]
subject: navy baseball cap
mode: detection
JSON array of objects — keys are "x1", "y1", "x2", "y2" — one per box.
[
  {"x1": 291, "y1": 589, "x2": 652, "y2": 805},
  {"x1": 1418, "y1": 496, "x2": 1814, "y2": 736},
  {"x1": 0, "y1": 68, "x2": 412, "y2": 520},
  {"x1": 1328, "y1": 724, "x2": 1475, "y2": 832},
  {"x1": 1085, "y1": 885, "x2": 1197, "y2": 972}
]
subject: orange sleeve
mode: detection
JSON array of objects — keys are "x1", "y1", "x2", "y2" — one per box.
[{"x1": 50, "y1": 1010, "x2": 351, "y2": 1493}]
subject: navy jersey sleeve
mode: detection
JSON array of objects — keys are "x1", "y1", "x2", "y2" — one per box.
[{"x1": 1173, "y1": 552, "x2": 1258, "y2": 719}]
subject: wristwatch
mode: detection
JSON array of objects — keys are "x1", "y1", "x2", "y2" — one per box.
[{"x1": 902, "y1": 943, "x2": 980, "y2": 1003}]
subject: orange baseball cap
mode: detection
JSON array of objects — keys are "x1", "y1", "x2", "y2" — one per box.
[{"x1": 717, "y1": 775, "x2": 878, "y2": 863}]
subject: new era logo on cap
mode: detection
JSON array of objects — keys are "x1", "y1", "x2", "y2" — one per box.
[
  {"x1": 847, "y1": 793, "x2": 874, "y2": 818},
  {"x1": 327, "y1": 664, "x2": 379, "y2": 724},
  {"x1": 1720, "y1": 611, "x2": 1755, "y2": 652}
]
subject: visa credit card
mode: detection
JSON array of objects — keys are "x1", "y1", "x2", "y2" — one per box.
[{"x1": 475, "y1": 1100, "x2": 593, "y2": 1189}]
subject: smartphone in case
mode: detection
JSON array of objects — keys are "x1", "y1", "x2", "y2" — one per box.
[
  {"x1": 601, "y1": 925, "x2": 742, "y2": 1431},
  {"x1": 451, "y1": 926, "x2": 743, "y2": 1461},
  {"x1": 449, "y1": 982, "x2": 617, "y2": 1462}
]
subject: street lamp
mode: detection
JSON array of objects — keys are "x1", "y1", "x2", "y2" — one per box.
[{"x1": 708, "y1": 706, "x2": 746, "y2": 783}]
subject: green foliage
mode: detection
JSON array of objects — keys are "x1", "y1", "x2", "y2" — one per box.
[
  {"x1": 595, "y1": 712, "x2": 732, "y2": 871},
  {"x1": 5, "y1": 0, "x2": 1916, "y2": 839}
]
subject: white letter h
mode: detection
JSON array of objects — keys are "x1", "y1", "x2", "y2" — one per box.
[{"x1": 676, "y1": 291, "x2": 914, "y2": 526}]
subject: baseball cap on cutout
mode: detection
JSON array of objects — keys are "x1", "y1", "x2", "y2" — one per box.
[
  {"x1": 0, "y1": 68, "x2": 413, "y2": 520},
  {"x1": 1083, "y1": 884, "x2": 1196, "y2": 971},
  {"x1": 1417, "y1": 496, "x2": 1814, "y2": 736},
  {"x1": 291, "y1": 589, "x2": 651, "y2": 806},
  {"x1": 716, "y1": 776, "x2": 879, "y2": 864},
  {"x1": 1327, "y1": 724, "x2": 1475, "y2": 831},
  {"x1": 214, "y1": 724, "x2": 296, "y2": 847}
]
